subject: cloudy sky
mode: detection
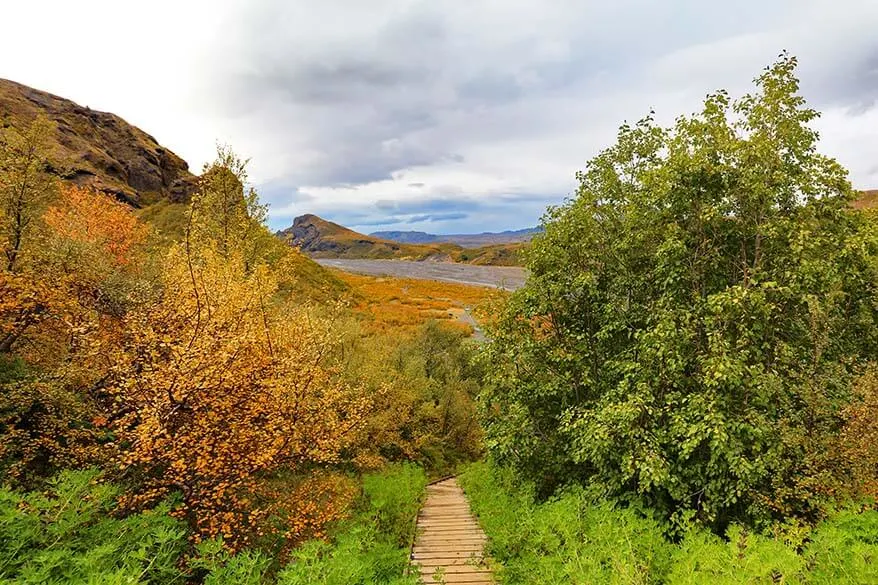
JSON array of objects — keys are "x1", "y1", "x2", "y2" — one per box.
[{"x1": 2, "y1": 1, "x2": 877, "y2": 233}]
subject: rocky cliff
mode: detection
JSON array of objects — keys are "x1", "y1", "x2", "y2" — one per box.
[{"x1": 0, "y1": 79, "x2": 197, "y2": 207}]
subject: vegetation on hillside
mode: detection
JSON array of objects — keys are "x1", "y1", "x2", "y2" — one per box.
[
  {"x1": 0, "y1": 110, "x2": 483, "y2": 581},
  {"x1": 0, "y1": 464, "x2": 426, "y2": 584},
  {"x1": 335, "y1": 270, "x2": 497, "y2": 335},
  {"x1": 0, "y1": 79, "x2": 196, "y2": 206},
  {"x1": 279, "y1": 213, "x2": 527, "y2": 266},
  {"x1": 461, "y1": 462, "x2": 878, "y2": 584},
  {"x1": 3, "y1": 52, "x2": 878, "y2": 583}
]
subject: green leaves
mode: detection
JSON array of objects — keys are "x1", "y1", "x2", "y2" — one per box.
[
  {"x1": 461, "y1": 462, "x2": 878, "y2": 585},
  {"x1": 0, "y1": 469, "x2": 187, "y2": 584},
  {"x1": 480, "y1": 54, "x2": 878, "y2": 527}
]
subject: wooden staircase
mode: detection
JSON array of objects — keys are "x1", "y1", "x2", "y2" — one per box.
[{"x1": 410, "y1": 477, "x2": 494, "y2": 584}]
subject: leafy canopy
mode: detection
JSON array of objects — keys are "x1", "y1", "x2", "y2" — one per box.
[{"x1": 480, "y1": 54, "x2": 878, "y2": 529}]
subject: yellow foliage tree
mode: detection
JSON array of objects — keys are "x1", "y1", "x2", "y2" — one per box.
[
  {"x1": 1, "y1": 186, "x2": 149, "y2": 483},
  {"x1": 0, "y1": 115, "x2": 57, "y2": 273},
  {"x1": 111, "y1": 147, "x2": 371, "y2": 548}
]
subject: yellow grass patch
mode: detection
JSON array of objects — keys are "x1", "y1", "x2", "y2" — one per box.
[{"x1": 334, "y1": 271, "x2": 499, "y2": 334}]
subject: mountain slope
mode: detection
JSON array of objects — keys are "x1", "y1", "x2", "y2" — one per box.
[
  {"x1": 278, "y1": 214, "x2": 460, "y2": 260},
  {"x1": 1, "y1": 79, "x2": 347, "y2": 302},
  {"x1": 854, "y1": 189, "x2": 878, "y2": 209},
  {"x1": 278, "y1": 214, "x2": 528, "y2": 265},
  {"x1": 0, "y1": 79, "x2": 197, "y2": 206},
  {"x1": 371, "y1": 227, "x2": 541, "y2": 248}
]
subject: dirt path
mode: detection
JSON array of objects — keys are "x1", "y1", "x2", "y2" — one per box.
[{"x1": 411, "y1": 477, "x2": 494, "y2": 584}]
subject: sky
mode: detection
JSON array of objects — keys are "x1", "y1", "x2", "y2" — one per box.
[{"x1": 2, "y1": 0, "x2": 877, "y2": 234}]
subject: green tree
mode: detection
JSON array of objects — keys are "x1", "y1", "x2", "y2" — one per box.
[
  {"x1": 189, "y1": 144, "x2": 269, "y2": 268},
  {"x1": 0, "y1": 115, "x2": 57, "y2": 272},
  {"x1": 480, "y1": 54, "x2": 878, "y2": 530}
]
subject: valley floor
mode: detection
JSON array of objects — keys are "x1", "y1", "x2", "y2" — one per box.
[{"x1": 316, "y1": 258, "x2": 528, "y2": 290}]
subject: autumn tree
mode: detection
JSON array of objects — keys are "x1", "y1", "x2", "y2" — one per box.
[
  {"x1": 190, "y1": 145, "x2": 269, "y2": 267},
  {"x1": 1, "y1": 186, "x2": 150, "y2": 485},
  {"x1": 109, "y1": 150, "x2": 371, "y2": 549},
  {"x1": 480, "y1": 54, "x2": 878, "y2": 530},
  {"x1": 0, "y1": 115, "x2": 57, "y2": 272}
]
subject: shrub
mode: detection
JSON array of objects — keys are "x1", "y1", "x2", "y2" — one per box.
[
  {"x1": 277, "y1": 464, "x2": 425, "y2": 585},
  {"x1": 461, "y1": 462, "x2": 878, "y2": 585}
]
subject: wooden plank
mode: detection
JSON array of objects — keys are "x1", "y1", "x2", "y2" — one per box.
[{"x1": 410, "y1": 478, "x2": 495, "y2": 584}]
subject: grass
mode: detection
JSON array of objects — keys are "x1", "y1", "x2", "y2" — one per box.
[
  {"x1": 136, "y1": 200, "x2": 189, "y2": 241},
  {"x1": 334, "y1": 271, "x2": 499, "y2": 335},
  {"x1": 202, "y1": 464, "x2": 427, "y2": 585},
  {"x1": 459, "y1": 462, "x2": 878, "y2": 585},
  {"x1": 1, "y1": 464, "x2": 427, "y2": 584}
]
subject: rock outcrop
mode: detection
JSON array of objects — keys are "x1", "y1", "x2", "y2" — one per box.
[{"x1": 0, "y1": 79, "x2": 197, "y2": 207}]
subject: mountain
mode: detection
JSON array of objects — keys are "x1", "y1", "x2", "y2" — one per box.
[
  {"x1": 854, "y1": 189, "x2": 878, "y2": 209},
  {"x1": 277, "y1": 214, "x2": 460, "y2": 260},
  {"x1": 370, "y1": 227, "x2": 541, "y2": 248},
  {"x1": 278, "y1": 214, "x2": 527, "y2": 265},
  {"x1": 0, "y1": 79, "x2": 197, "y2": 206}
]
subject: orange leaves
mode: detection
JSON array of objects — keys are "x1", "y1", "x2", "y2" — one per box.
[
  {"x1": 258, "y1": 472, "x2": 358, "y2": 555},
  {"x1": 334, "y1": 271, "x2": 495, "y2": 335},
  {"x1": 0, "y1": 271, "x2": 53, "y2": 352},
  {"x1": 44, "y1": 185, "x2": 148, "y2": 267},
  {"x1": 112, "y1": 245, "x2": 371, "y2": 550}
]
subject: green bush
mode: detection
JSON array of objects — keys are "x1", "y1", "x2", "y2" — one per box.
[
  {"x1": 460, "y1": 462, "x2": 673, "y2": 584},
  {"x1": 0, "y1": 469, "x2": 187, "y2": 584},
  {"x1": 192, "y1": 539, "x2": 273, "y2": 585},
  {"x1": 461, "y1": 462, "x2": 878, "y2": 585}
]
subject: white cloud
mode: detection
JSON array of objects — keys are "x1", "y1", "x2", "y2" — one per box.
[{"x1": 2, "y1": 0, "x2": 877, "y2": 233}]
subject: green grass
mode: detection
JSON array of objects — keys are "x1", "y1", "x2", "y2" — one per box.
[
  {"x1": 136, "y1": 200, "x2": 189, "y2": 242},
  {"x1": 459, "y1": 462, "x2": 878, "y2": 585},
  {"x1": 275, "y1": 464, "x2": 426, "y2": 584},
  {"x1": 1, "y1": 464, "x2": 426, "y2": 584},
  {"x1": 203, "y1": 464, "x2": 427, "y2": 584}
]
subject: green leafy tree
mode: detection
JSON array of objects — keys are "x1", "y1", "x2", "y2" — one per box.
[
  {"x1": 189, "y1": 144, "x2": 269, "y2": 268},
  {"x1": 480, "y1": 54, "x2": 878, "y2": 529},
  {"x1": 0, "y1": 115, "x2": 58, "y2": 272}
]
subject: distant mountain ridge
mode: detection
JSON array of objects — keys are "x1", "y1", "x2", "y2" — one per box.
[
  {"x1": 370, "y1": 226, "x2": 541, "y2": 248},
  {"x1": 276, "y1": 214, "x2": 461, "y2": 260}
]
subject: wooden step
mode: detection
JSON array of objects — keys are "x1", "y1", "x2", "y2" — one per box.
[{"x1": 410, "y1": 478, "x2": 495, "y2": 584}]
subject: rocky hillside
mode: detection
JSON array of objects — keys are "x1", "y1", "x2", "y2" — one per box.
[
  {"x1": 0, "y1": 79, "x2": 197, "y2": 206},
  {"x1": 277, "y1": 214, "x2": 459, "y2": 260}
]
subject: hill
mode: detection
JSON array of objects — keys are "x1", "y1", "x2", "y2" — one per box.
[
  {"x1": 278, "y1": 214, "x2": 527, "y2": 265},
  {"x1": 1, "y1": 79, "x2": 346, "y2": 301},
  {"x1": 854, "y1": 189, "x2": 878, "y2": 209},
  {"x1": 370, "y1": 226, "x2": 540, "y2": 248},
  {"x1": 277, "y1": 214, "x2": 461, "y2": 260},
  {"x1": 0, "y1": 79, "x2": 197, "y2": 206}
]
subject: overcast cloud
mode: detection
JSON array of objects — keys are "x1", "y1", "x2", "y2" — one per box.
[{"x1": 2, "y1": 0, "x2": 877, "y2": 232}]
